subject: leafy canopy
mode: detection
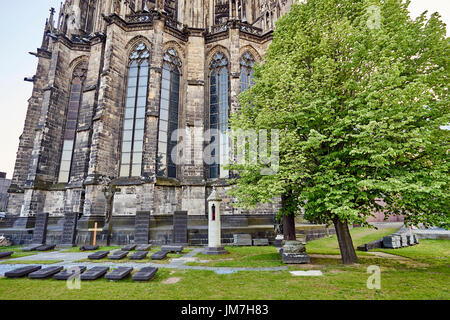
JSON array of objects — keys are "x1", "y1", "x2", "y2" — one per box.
[{"x1": 228, "y1": 0, "x2": 449, "y2": 228}]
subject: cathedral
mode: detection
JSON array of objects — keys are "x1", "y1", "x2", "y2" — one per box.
[{"x1": 4, "y1": 0, "x2": 303, "y2": 246}]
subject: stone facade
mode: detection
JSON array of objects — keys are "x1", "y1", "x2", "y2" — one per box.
[
  {"x1": 5, "y1": 0, "x2": 300, "y2": 245},
  {"x1": 0, "y1": 173, "x2": 11, "y2": 212}
]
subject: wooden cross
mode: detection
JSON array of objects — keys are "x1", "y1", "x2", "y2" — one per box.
[{"x1": 88, "y1": 222, "x2": 102, "y2": 247}]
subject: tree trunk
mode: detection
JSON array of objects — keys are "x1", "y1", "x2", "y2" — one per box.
[
  {"x1": 283, "y1": 214, "x2": 296, "y2": 241},
  {"x1": 333, "y1": 218, "x2": 358, "y2": 264}
]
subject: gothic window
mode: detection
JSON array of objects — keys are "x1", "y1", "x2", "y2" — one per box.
[
  {"x1": 209, "y1": 52, "x2": 229, "y2": 179},
  {"x1": 120, "y1": 43, "x2": 150, "y2": 177},
  {"x1": 58, "y1": 62, "x2": 88, "y2": 183},
  {"x1": 240, "y1": 52, "x2": 255, "y2": 92},
  {"x1": 157, "y1": 49, "x2": 181, "y2": 178}
]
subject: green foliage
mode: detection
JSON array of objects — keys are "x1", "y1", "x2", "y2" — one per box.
[{"x1": 229, "y1": 0, "x2": 449, "y2": 228}]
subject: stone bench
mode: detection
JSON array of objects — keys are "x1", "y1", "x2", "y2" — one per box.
[
  {"x1": 53, "y1": 267, "x2": 87, "y2": 280},
  {"x1": 129, "y1": 251, "x2": 148, "y2": 260},
  {"x1": 108, "y1": 251, "x2": 129, "y2": 260},
  {"x1": 88, "y1": 251, "x2": 110, "y2": 260},
  {"x1": 29, "y1": 266, "x2": 64, "y2": 279},
  {"x1": 5, "y1": 265, "x2": 42, "y2": 278},
  {"x1": 105, "y1": 267, "x2": 134, "y2": 281},
  {"x1": 161, "y1": 245, "x2": 184, "y2": 253},
  {"x1": 80, "y1": 267, "x2": 110, "y2": 280},
  {"x1": 132, "y1": 267, "x2": 159, "y2": 282},
  {"x1": 151, "y1": 250, "x2": 169, "y2": 260},
  {"x1": 0, "y1": 251, "x2": 13, "y2": 259}
]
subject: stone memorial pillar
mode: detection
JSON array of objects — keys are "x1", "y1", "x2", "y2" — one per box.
[{"x1": 203, "y1": 188, "x2": 228, "y2": 255}]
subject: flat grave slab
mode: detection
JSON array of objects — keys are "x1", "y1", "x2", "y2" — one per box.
[
  {"x1": 105, "y1": 267, "x2": 134, "y2": 281},
  {"x1": 80, "y1": 266, "x2": 110, "y2": 280},
  {"x1": 108, "y1": 251, "x2": 129, "y2": 260},
  {"x1": 136, "y1": 244, "x2": 152, "y2": 251},
  {"x1": 129, "y1": 251, "x2": 148, "y2": 260},
  {"x1": 80, "y1": 245, "x2": 99, "y2": 251},
  {"x1": 28, "y1": 266, "x2": 64, "y2": 279},
  {"x1": 132, "y1": 267, "x2": 158, "y2": 282},
  {"x1": 53, "y1": 266, "x2": 88, "y2": 280},
  {"x1": 161, "y1": 245, "x2": 184, "y2": 253},
  {"x1": 88, "y1": 251, "x2": 110, "y2": 260},
  {"x1": 36, "y1": 244, "x2": 56, "y2": 251},
  {"x1": 22, "y1": 244, "x2": 42, "y2": 252},
  {"x1": 151, "y1": 250, "x2": 169, "y2": 260},
  {"x1": 5, "y1": 265, "x2": 42, "y2": 278},
  {"x1": 121, "y1": 244, "x2": 137, "y2": 251},
  {"x1": 0, "y1": 251, "x2": 13, "y2": 259}
]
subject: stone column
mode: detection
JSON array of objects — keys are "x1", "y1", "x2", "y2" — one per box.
[{"x1": 203, "y1": 188, "x2": 228, "y2": 255}]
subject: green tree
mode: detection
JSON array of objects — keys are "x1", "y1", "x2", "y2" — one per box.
[{"x1": 228, "y1": 0, "x2": 449, "y2": 264}]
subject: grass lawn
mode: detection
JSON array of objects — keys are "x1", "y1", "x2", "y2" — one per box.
[
  {"x1": 61, "y1": 246, "x2": 121, "y2": 253},
  {"x1": 0, "y1": 260, "x2": 64, "y2": 265},
  {"x1": 0, "y1": 245, "x2": 38, "y2": 259}
]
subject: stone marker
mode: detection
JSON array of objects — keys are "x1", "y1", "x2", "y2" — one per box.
[
  {"x1": 28, "y1": 266, "x2": 64, "y2": 279},
  {"x1": 36, "y1": 244, "x2": 56, "y2": 251},
  {"x1": 0, "y1": 251, "x2": 13, "y2": 259},
  {"x1": 136, "y1": 244, "x2": 152, "y2": 251},
  {"x1": 132, "y1": 267, "x2": 159, "y2": 282},
  {"x1": 253, "y1": 239, "x2": 269, "y2": 246},
  {"x1": 88, "y1": 251, "x2": 110, "y2": 260},
  {"x1": 134, "y1": 211, "x2": 150, "y2": 245},
  {"x1": 233, "y1": 234, "x2": 253, "y2": 246},
  {"x1": 151, "y1": 250, "x2": 169, "y2": 260},
  {"x1": 108, "y1": 251, "x2": 129, "y2": 260},
  {"x1": 105, "y1": 267, "x2": 134, "y2": 281},
  {"x1": 281, "y1": 240, "x2": 311, "y2": 264},
  {"x1": 60, "y1": 212, "x2": 79, "y2": 247},
  {"x1": 22, "y1": 213, "x2": 49, "y2": 252},
  {"x1": 203, "y1": 189, "x2": 228, "y2": 255},
  {"x1": 172, "y1": 211, "x2": 188, "y2": 245},
  {"x1": 80, "y1": 245, "x2": 99, "y2": 251},
  {"x1": 80, "y1": 266, "x2": 110, "y2": 280},
  {"x1": 121, "y1": 244, "x2": 137, "y2": 251},
  {"x1": 129, "y1": 251, "x2": 148, "y2": 260},
  {"x1": 161, "y1": 245, "x2": 184, "y2": 253},
  {"x1": 5, "y1": 265, "x2": 42, "y2": 278},
  {"x1": 273, "y1": 235, "x2": 284, "y2": 248},
  {"x1": 383, "y1": 235, "x2": 402, "y2": 249},
  {"x1": 53, "y1": 266, "x2": 88, "y2": 280}
]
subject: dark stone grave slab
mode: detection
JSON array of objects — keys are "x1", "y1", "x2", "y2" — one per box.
[
  {"x1": 161, "y1": 245, "x2": 184, "y2": 253},
  {"x1": 60, "y1": 212, "x2": 79, "y2": 247},
  {"x1": 172, "y1": 211, "x2": 188, "y2": 245},
  {"x1": 132, "y1": 267, "x2": 158, "y2": 282},
  {"x1": 36, "y1": 244, "x2": 56, "y2": 251},
  {"x1": 129, "y1": 251, "x2": 148, "y2": 260},
  {"x1": 31, "y1": 213, "x2": 49, "y2": 245},
  {"x1": 0, "y1": 251, "x2": 13, "y2": 259},
  {"x1": 151, "y1": 250, "x2": 169, "y2": 260},
  {"x1": 135, "y1": 212, "x2": 150, "y2": 245},
  {"x1": 88, "y1": 251, "x2": 110, "y2": 260},
  {"x1": 53, "y1": 267, "x2": 87, "y2": 280},
  {"x1": 108, "y1": 251, "x2": 129, "y2": 260},
  {"x1": 22, "y1": 244, "x2": 43, "y2": 252},
  {"x1": 136, "y1": 244, "x2": 152, "y2": 251},
  {"x1": 80, "y1": 245, "x2": 99, "y2": 251},
  {"x1": 105, "y1": 267, "x2": 134, "y2": 281},
  {"x1": 28, "y1": 266, "x2": 64, "y2": 279},
  {"x1": 80, "y1": 266, "x2": 110, "y2": 280},
  {"x1": 121, "y1": 244, "x2": 136, "y2": 251},
  {"x1": 5, "y1": 265, "x2": 42, "y2": 278}
]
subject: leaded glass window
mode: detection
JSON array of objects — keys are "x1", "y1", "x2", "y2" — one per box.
[
  {"x1": 120, "y1": 43, "x2": 150, "y2": 177},
  {"x1": 58, "y1": 62, "x2": 88, "y2": 183},
  {"x1": 240, "y1": 52, "x2": 255, "y2": 92},
  {"x1": 209, "y1": 52, "x2": 229, "y2": 179},
  {"x1": 157, "y1": 49, "x2": 181, "y2": 178}
]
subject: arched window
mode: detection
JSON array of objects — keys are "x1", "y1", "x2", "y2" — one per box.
[
  {"x1": 58, "y1": 62, "x2": 88, "y2": 183},
  {"x1": 157, "y1": 49, "x2": 181, "y2": 178},
  {"x1": 209, "y1": 52, "x2": 229, "y2": 179},
  {"x1": 120, "y1": 43, "x2": 150, "y2": 177},
  {"x1": 240, "y1": 52, "x2": 255, "y2": 92}
]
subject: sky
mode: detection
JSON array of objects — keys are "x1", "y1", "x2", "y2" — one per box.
[{"x1": 0, "y1": 0, "x2": 448, "y2": 179}]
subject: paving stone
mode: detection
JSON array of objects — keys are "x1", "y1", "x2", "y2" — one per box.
[
  {"x1": 28, "y1": 266, "x2": 64, "y2": 279},
  {"x1": 132, "y1": 267, "x2": 158, "y2": 282}
]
